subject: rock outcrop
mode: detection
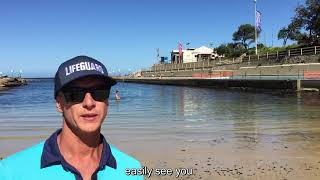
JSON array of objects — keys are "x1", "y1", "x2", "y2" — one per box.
[{"x1": 0, "y1": 77, "x2": 27, "y2": 87}]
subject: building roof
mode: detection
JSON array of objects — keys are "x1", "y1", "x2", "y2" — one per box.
[
  {"x1": 194, "y1": 46, "x2": 213, "y2": 54},
  {"x1": 171, "y1": 46, "x2": 214, "y2": 54},
  {"x1": 172, "y1": 49, "x2": 194, "y2": 53}
]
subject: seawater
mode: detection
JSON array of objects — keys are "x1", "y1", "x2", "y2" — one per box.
[{"x1": 1, "y1": 79, "x2": 320, "y2": 151}]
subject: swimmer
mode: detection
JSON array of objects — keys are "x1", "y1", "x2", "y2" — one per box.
[{"x1": 115, "y1": 90, "x2": 121, "y2": 100}]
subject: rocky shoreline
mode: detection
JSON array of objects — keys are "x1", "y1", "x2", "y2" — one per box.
[{"x1": 0, "y1": 77, "x2": 27, "y2": 87}]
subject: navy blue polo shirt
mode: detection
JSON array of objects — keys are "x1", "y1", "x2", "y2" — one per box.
[
  {"x1": 41, "y1": 129, "x2": 117, "y2": 180},
  {"x1": 0, "y1": 129, "x2": 143, "y2": 180}
]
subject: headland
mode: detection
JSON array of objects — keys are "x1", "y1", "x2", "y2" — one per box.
[{"x1": 0, "y1": 76, "x2": 27, "y2": 88}]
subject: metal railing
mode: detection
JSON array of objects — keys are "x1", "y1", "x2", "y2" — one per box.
[
  {"x1": 141, "y1": 46, "x2": 320, "y2": 74},
  {"x1": 243, "y1": 46, "x2": 320, "y2": 61},
  {"x1": 147, "y1": 58, "x2": 242, "y2": 73}
]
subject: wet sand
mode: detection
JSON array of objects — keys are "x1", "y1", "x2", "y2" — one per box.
[
  {"x1": 2, "y1": 129, "x2": 320, "y2": 180},
  {"x1": 113, "y1": 136, "x2": 320, "y2": 180}
]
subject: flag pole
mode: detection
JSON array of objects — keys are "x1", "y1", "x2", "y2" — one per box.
[
  {"x1": 156, "y1": 48, "x2": 160, "y2": 63},
  {"x1": 254, "y1": 0, "x2": 258, "y2": 55}
]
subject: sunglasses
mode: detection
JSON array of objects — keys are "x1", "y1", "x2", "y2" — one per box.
[{"x1": 62, "y1": 86, "x2": 110, "y2": 103}]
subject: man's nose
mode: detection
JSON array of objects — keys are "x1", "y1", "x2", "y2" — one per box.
[{"x1": 82, "y1": 92, "x2": 96, "y2": 109}]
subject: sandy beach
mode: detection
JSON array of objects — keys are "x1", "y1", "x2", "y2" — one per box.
[
  {"x1": 109, "y1": 130, "x2": 320, "y2": 180},
  {"x1": 1, "y1": 80, "x2": 320, "y2": 179},
  {"x1": 1, "y1": 128, "x2": 320, "y2": 180}
]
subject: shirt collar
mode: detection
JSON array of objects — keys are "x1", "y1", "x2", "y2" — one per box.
[{"x1": 40, "y1": 129, "x2": 117, "y2": 170}]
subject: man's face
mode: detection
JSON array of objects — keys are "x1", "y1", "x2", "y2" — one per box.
[{"x1": 56, "y1": 77, "x2": 110, "y2": 134}]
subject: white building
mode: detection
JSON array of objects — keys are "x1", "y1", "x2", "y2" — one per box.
[
  {"x1": 171, "y1": 46, "x2": 221, "y2": 64},
  {"x1": 171, "y1": 48, "x2": 196, "y2": 64}
]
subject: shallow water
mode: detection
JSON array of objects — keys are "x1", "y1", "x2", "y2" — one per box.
[{"x1": 1, "y1": 79, "x2": 320, "y2": 156}]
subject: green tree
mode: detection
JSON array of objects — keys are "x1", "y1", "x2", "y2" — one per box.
[
  {"x1": 257, "y1": 43, "x2": 265, "y2": 48},
  {"x1": 278, "y1": 27, "x2": 290, "y2": 45},
  {"x1": 216, "y1": 44, "x2": 229, "y2": 56},
  {"x1": 232, "y1": 24, "x2": 260, "y2": 49},
  {"x1": 277, "y1": 21, "x2": 302, "y2": 46},
  {"x1": 288, "y1": 0, "x2": 320, "y2": 44},
  {"x1": 216, "y1": 43, "x2": 247, "y2": 58}
]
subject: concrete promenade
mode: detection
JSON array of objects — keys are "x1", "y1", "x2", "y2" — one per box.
[{"x1": 115, "y1": 63, "x2": 320, "y2": 92}]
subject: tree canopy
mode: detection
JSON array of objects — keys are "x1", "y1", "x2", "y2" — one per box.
[
  {"x1": 215, "y1": 0, "x2": 320, "y2": 58},
  {"x1": 216, "y1": 43, "x2": 247, "y2": 57},
  {"x1": 277, "y1": 22, "x2": 302, "y2": 46},
  {"x1": 232, "y1": 24, "x2": 260, "y2": 49},
  {"x1": 279, "y1": 0, "x2": 320, "y2": 45}
]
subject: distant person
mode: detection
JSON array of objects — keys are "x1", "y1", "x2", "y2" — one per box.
[
  {"x1": 115, "y1": 90, "x2": 121, "y2": 100},
  {"x1": 0, "y1": 56, "x2": 142, "y2": 179}
]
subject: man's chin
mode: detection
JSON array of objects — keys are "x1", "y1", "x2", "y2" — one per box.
[{"x1": 79, "y1": 125, "x2": 101, "y2": 135}]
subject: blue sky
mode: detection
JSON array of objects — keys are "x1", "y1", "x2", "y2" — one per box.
[{"x1": 0, "y1": 0, "x2": 304, "y2": 77}]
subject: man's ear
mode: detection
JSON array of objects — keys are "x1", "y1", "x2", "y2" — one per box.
[{"x1": 56, "y1": 94, "x2": 64, "y2": 113}]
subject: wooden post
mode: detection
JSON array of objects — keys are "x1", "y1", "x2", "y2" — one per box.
[
  {"x1": 315, "y1": 46, "x2": 317, "y2": 55},
  {"x1": 288, "y1": 50, "x2": 290, "y2": 57},
  {"x1": 277, "y1": 51, "x2": 279, "y2": 59},
  {"x1": 300, "y1": 48, "x2": 303, "y2": 55},
  {"x1": 260, "y1": 70, "x2": 261, "y2": 80},
  {"x1": 297, "y1": 80, "x2": 301, "y2": 92},
  {"x1": 267, "y1": 52, "x2": 268, "y2": 59}
]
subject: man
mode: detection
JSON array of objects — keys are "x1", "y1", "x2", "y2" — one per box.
[{"x1": 0, "y1": 56, "x2": 143, "y2": 180}]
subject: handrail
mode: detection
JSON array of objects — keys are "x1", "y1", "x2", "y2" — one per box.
[
  {"x1": 146, "y1": 45, "x2": 320, "y2": 74},
  {"x1": 243, "y1": 45, "x2": 320, "y2": 61}
]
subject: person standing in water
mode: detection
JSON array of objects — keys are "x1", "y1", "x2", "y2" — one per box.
[{"x1": 115, "y1": 90, "x2": 121, "y2": 100}]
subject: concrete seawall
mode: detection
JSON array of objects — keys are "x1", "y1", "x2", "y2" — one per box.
[
  {"x1": 142, "y1": 63, "x2": 320, "y2": 78},
  {"x1": 115, "y1": 76, "x2": 320, "y2": 92},
  {"x1": 120, "y1": 63, "x2": 320, "y2": 92},
  {"x1": 115, "y1": 77, "x2": 303, "y2": 91}
]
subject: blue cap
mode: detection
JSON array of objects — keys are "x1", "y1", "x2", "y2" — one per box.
[{"x1": 54, "y1": 55, "x2": 116, "y2": 98}]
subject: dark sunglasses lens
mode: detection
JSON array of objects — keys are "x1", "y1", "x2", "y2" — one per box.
[
  {"x1": 91, "y1": 89, "x2": 109, "y2": 101},
  {"x1": 64, "y1": 91, "x2": 86, "y2": 103},
  {"x1": 63, "y1": 88, "x2": 110, "y2": 103}
]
